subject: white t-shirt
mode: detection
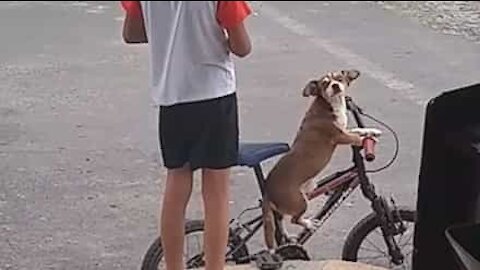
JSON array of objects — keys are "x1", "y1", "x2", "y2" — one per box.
[{"x1": 140, "y1": 1, "x2": 250, "y2": 106}]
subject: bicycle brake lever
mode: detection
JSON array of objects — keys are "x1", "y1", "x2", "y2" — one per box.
[{"x1": 345, "y1": 96, "x2": 364, "y2": 114}]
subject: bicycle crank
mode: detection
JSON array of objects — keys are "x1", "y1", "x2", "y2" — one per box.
[{"x1": 275, "y1": 244, "x2": 311, "y2": 261}]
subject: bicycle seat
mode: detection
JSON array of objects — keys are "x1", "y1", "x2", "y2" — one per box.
[{"x1": 238, "y1": 142, "x2": 290, "y2": 167}]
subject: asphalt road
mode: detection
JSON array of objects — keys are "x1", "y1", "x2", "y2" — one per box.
[{"x1": 1, "y1": 1, "x2": 479, "y2": 269}]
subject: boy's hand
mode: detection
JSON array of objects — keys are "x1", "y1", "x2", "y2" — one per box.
[
  {"x1": 226, "y1": 22, "x2": 251, "y2": 58},
  {"x1": 121, "y1": 1, "x2": 148, "y2": 44},
  {"x1": 217, "y1": 1, "x2": 252, "y2": 58}
]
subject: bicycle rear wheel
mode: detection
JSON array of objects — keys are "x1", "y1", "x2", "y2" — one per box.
[
  {"x1": 141, "y1": 220, "x2": 249, "y2": 270},
  {"x1": 342, "y1": 208, "x2": 416, "y2": 270}
]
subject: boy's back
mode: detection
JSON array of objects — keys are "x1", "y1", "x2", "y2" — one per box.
[{"x1": 141, "y1": 1, "x2": 251, "y2": 106}]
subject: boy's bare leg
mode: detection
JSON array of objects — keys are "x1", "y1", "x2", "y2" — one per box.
[
  {"x1": 202, "y1": 168, "x2": 231, "y2": 270},
  {"x1": 161, "y1": 166, "x2": 193, "y2": 270}
]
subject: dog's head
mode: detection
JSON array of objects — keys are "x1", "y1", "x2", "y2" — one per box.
[{"x1": 302, "y1": 70, "x2": 360, "y2": 100}]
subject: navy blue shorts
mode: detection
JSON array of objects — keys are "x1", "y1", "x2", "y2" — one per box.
[{"x1": 158, "y1": 93, "x2": 239, "y2": 171}]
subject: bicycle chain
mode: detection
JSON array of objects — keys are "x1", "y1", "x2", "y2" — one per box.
[{"x1": 310, "y1": 185, "x2": 357, "y2": 230}]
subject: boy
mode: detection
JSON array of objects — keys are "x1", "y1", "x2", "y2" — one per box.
[{"x1": 121, "y1": 1, "x2": 252, "y2": 270}]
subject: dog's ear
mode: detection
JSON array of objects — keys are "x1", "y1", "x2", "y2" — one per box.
[
  {"x1": 302, "y1": 77, "x2": 330, "y2": 97},
  {"x1": 302, "y1": 80, "x2": 318, "y2": 97},
  {"x1": 344, "y1": 70, "x2": 360, "y2": 82}
]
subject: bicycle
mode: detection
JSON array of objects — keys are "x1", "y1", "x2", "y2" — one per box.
[{"x1": 141, "y1": 96, "x2": 417, "y2": 270}]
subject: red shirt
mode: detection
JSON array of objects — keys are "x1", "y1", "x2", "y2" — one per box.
[{"x1": 121, "y1": 1, "x2": 251, "y2": 29}]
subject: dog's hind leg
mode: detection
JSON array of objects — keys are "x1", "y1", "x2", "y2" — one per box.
[
  {"x1": 262, "y1": 200, "x2": 276, "y2": 250},
  {"x1": 274, "y1": 211, "x2": 295, "y2": 243},
  {"x1": 290, "y1": 197, "x2": 315, "y2": 231}
]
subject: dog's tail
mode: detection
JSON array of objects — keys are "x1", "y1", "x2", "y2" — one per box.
[{"x1": 262, "y1": 195, "x2": 276, "y2": 251}]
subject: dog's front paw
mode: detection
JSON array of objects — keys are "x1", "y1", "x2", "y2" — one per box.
[
  {"x1": 353, "y1": 137, "x2": 364, "y2": 147},
  {"x1": 350, "y1": 128, "x2": 382, "y2": 137},
  {"x1": 349, "y1": 128, "x2": 364, "y2": 135},
  {"x1": 366, "y1": 128, "x2": 382, "y2": 137}
]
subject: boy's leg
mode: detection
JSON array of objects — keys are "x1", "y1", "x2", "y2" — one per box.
[
  {"x1": 160, "y1": 166, "x2": 193, "y2": 270},
  {"x1": 159, "y1": 93, "x2": 238, "y2": 270},
  {"x1": 195, "y1": 94, "x2": 238, "y2": 270},
  {"x1": 158, "y1": 101, "x2": 198, "y2": 269},
  {"x1": 202, "y1": 168, "x2": 231, "y2": 270}
]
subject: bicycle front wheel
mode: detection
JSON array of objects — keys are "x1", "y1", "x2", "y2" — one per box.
[
  {"x1": 141, "y1": 219, "x2": 249, "y2": 270},
  {"x1": 342, "y1": 208, "x2": 416, "y2": 270}
]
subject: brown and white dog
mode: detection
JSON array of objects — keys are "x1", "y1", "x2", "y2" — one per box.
[{"x1": 262, "y1": 69, "x2": 381, "y2": 250}]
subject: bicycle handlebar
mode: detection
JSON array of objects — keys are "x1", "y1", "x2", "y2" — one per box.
[
  {"x1": 363, "y1": 137, "x2": 376, "y2": 162},
  {"x1": 345, "y1": 96, "x2": 376, "y2": 162}
]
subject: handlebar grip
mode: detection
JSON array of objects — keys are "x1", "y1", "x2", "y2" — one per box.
[{"x1": 363, "y1": 137, "x2": 376, "y2": 162}]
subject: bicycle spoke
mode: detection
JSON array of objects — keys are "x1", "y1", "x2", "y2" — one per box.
[
  {"x1": 359, "y1": 246, "x2": 384, "y2": 253},
  {"x1": 184, "y1": 237, "x2": 188, "y2": 260},
  {"x1": 364, "y1": 237, "x2": 388, "y2": 257},
  {"x1": 357, "y1": 254, "x2": 388, "y2": 261},
  {"x1": 185, "y1": 234, "x2": 195, "y2": 260},
  {"x1": 372, "y1": 228, "x2": 383, "y2": 237},
  {"x1": 399, "y1": 233, "x2": 414, "y2": 247},
  {"x1": 402, "y1": 249, "x2": 413, "y2": 258},
  {"x1": 396, "y1": 226, "x2": 412, "y2": 245},
  {"x1": 396, "y1": 230, "x2": 406, "y2": 245},
  {"x1": 184, "y1": 232, "x2": 204, "y2": 268},
  {"x1": 185, "y1": 235, "x2": 190, "y2": 257},
  {"x1": 195, "y1": 234, "x2": 201, "y2": 256}
]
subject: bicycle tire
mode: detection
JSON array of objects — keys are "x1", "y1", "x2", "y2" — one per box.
[
  {"x1": 141, "y1": 219, "x2": 249, "y2": 270},
  {"x1": 342, "y1": 207, "x2": 416, "y2": 265}
]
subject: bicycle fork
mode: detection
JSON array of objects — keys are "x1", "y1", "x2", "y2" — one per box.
[
  {"x1": 372, "y1": 195, "x2": 406, "y2": 265},
  {"x1": 355, "y1": 148, "x2": 406, "y2": 266}
]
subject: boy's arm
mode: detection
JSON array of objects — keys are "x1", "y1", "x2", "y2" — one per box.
[
  {"x1": 121, "y1": 1, "x2": 148, "y2": 44},
  {"x1": 217, "y1": 1, "x2": 252, "y2": 58},
  {"x1": 226, "y1": 22, "x2": 251, "y2": 58}
]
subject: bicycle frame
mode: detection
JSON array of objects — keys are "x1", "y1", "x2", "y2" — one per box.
[
  {"x1": 222, "y1": 97, "x2": 405, "y2": 264},
  {"x1": 227, "y1": 146, "x2": 371, "y2": 249}
]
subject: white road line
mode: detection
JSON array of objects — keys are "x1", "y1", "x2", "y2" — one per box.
[{"x1": 259, "y1": 3, "x2": 428, "y2": 107}]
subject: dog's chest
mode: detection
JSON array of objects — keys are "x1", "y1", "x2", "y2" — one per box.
[{"x1": 333, "y1": 100, "x2": 348, "y2": 129}]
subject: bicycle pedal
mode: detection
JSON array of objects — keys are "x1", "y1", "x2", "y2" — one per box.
[{"x1": 255, "y1": 250, "x2": 283, "y2": 270}]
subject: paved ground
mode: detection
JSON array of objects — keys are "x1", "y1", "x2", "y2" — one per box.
[
  {"x1": 1, "y1": 1, "x2": 479, "y2": 269},
  {"x1": 222, "y1": 260, "x2": 387, "y2": 270}
]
